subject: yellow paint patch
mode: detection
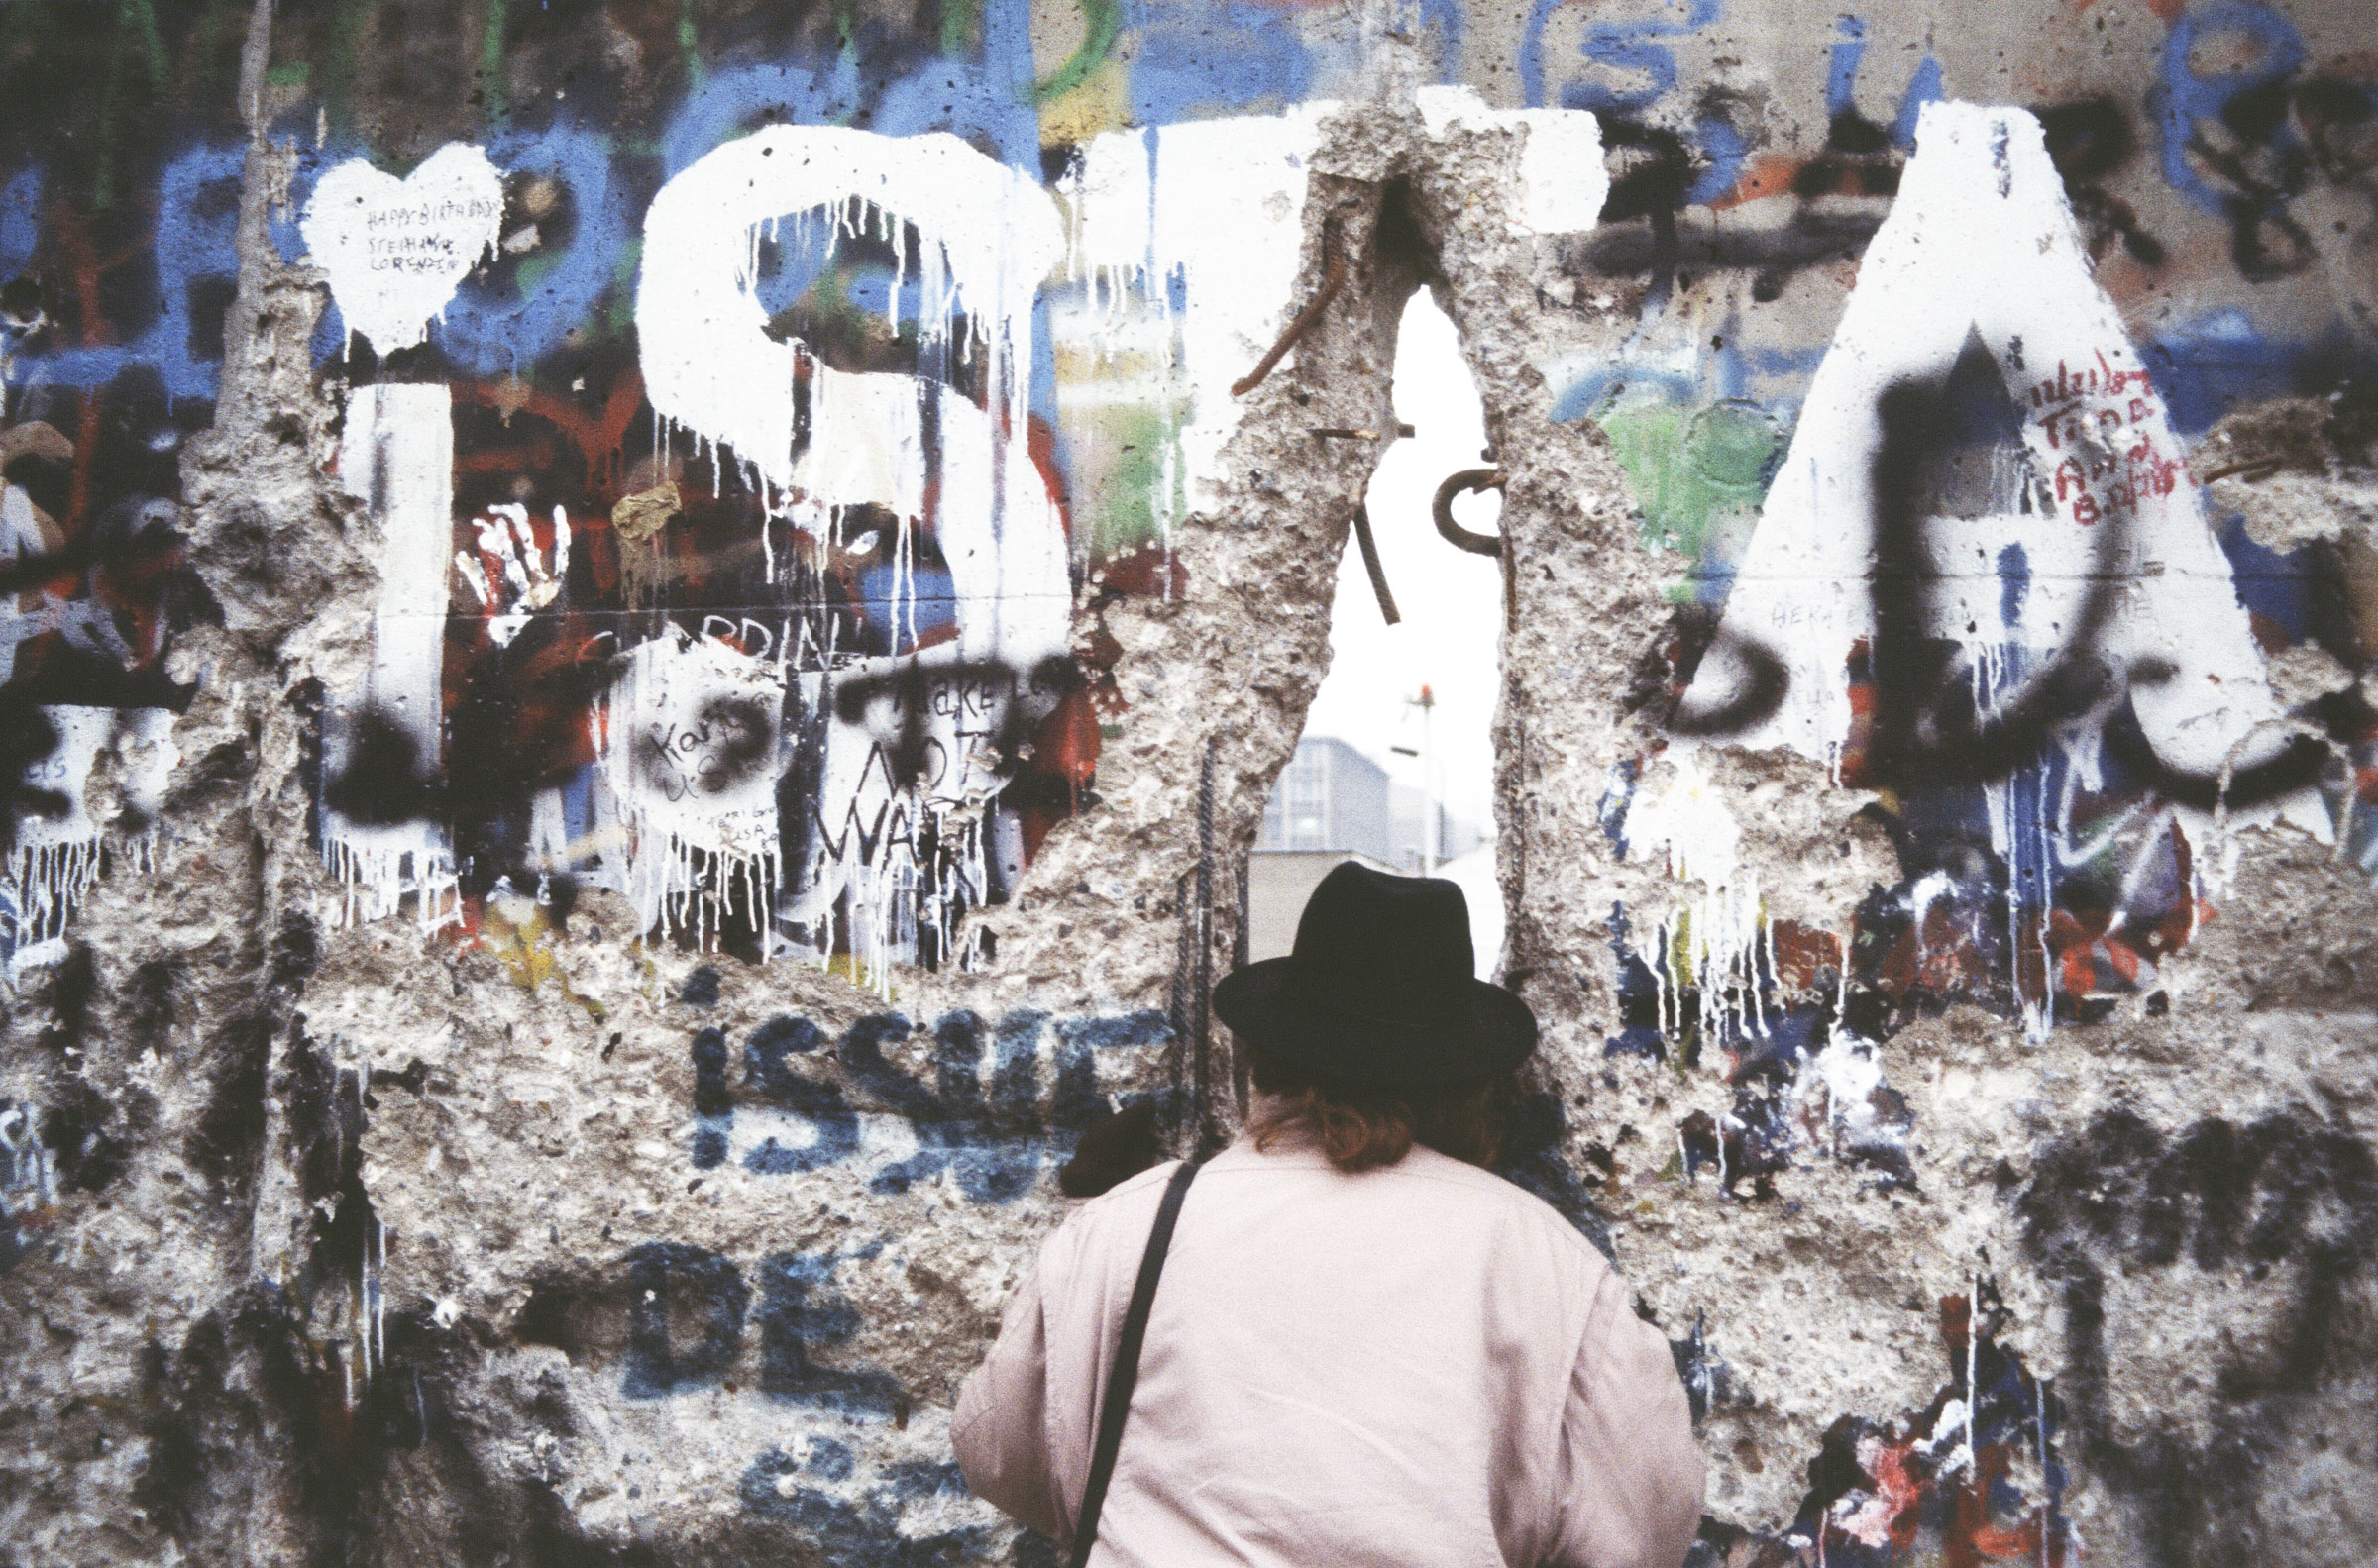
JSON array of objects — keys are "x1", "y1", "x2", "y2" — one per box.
[
  {"x1": 481, "y1": 902, "x2": 609, "y2": 1022},
  {"x1": 1038, "y1": 58, "x2": 1132, "y2": 147}
]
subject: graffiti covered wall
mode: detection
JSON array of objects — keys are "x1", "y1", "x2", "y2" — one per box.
[{"x1": 0, "y1": 0, "x2": 2374, "y2": 1561}]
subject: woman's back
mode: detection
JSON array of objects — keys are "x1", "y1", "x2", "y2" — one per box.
[{"x1": 954, "y1": 1135, "x2": 1701, "y2": 1568}]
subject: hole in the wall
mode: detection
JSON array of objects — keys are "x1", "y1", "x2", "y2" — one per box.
[{"x1": 1250, "y1": 289, "x2": 1505, "y2": 977}]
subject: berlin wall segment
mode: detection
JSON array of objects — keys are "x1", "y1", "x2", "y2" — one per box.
[{"x1": 0, "y1": 0, "x2": 2374, "y2": 1562}]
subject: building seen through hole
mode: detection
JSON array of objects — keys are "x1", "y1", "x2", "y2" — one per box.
[{"x1": 1251, "y1": 292, "x2": 1505, "y2": 976}]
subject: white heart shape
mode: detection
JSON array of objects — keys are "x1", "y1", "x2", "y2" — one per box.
[{"x1": 301, "y1": 144, "x2": 504, "y2": 355}]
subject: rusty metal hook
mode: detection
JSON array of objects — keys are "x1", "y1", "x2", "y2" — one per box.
[{"x1": 1432, "y1": 468, "x2": 1506, "y2": 557}]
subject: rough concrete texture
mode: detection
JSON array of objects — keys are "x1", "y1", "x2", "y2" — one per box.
[{"x1": 2, "y1": 0, "x2": 2376, "y2": 1563}]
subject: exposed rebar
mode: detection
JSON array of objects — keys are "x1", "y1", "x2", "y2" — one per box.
[{"x1": 1351, "y1": 504, "x2": 1401, "y2": 625}]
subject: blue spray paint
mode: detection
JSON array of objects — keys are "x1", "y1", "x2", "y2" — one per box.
[
  {"x1": 742, "y1": 1013, "x2": 864, "y2": 1175},
  {"x1": 1825, "y1": 16, "x2": 1868, "y2": 121},
  {"x1": 1826, "y1": 16, "x2": 1941, "y2": 148},
  {"x1": 437, "y1": 122, "x2": 633, "y2": 376},
  {"x1": 701, "y1": 1008, "x2": 1171, "y2": 1200},
  {"x1": 755, "y1": 1246, "x2": 906, "y2": 1411},
  {"x1": 9, "y1": 143, "x2": 243, "y2": 400},
  {"x1": 1127, "y1": 0, "x2": 1317, "y2": 124},
  {"x1": 619, "y1": 1239, "x2": 916, "y2": 1419},
  {"x1": 2143, "y1": 308, "x2": 2356, "y2": 433},
  {"x1": 662, "y1": 62, "x2": 851, "y2": 178},
  {"x1": 621, "y1": 1240, "x2": 750, "y2": 1398},
  {"x1": 1996, "y1": 543, "x2": 2031, "y2": 638},
  {"x1": 691, "y1": 1025, "x2": 732, "y2": 1169},
  {"x1": 2157, "y1": 1, "x2": 2306, "y2": 214},
  {"x1": 739, "y1": 1445, "x2": 993, "y2": 1563},
  {"x1": 1519, "y1": 0, "x2": 1722, "y2": 115},
  {"x1": 0, "y1": 166, "x2": 39, "y2": 278},
  {"x1": 1684, "y1": 114, "x2": 1748, "y2": 204}
]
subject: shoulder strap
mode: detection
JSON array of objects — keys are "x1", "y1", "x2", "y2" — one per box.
[{"x1": 1067, "y1": 1156, "x2": 1204, "y2": 1568}]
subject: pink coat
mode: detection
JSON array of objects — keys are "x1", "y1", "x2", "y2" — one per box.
[{"x1": 953, "y1": 1132, "x2": 1705, "y2": 1567}]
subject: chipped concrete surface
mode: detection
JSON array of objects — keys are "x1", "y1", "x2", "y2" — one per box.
[{"x1": 0, "y1": 2, "x2": 2375, "y2": 1564}]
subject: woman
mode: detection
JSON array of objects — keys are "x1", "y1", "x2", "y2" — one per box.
[{"x1": 954, "y1": 862, "x2": 1704, "y2": 1567}]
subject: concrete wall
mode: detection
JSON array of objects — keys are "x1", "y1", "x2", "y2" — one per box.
[{"x1": 0, "y1": 0, "x2": 2373, "y2": 1561}]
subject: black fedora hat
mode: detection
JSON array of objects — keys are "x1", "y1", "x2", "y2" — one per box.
[{"x1": 1213, "y1": 861, "x2": 1536, "y2": 1087}]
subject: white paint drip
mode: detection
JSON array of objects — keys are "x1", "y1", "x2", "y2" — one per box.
[
  {"x1": 1676, "y1": 103, "x2": 2305, "y2": 803},
  {"x1": 1968, "y1": 1271, "x2": 1981, "y2": 1466},
  {"x1": 302, "y1": 144, "x2": 505, "y2": 355},
  {"x1": 780, "y1": 647, "x2": 1038, "y2": 990},
  {"x1": 1906, "y1": 870, "x2": 1954, "y2": 963},
  {"x1": 599, "y1": 631, "x2": 785, "y2": 949},
  {"x1": 323, "y1": 384, "x2": 460, "y2": 932},
  {"x1": 1061, "y1": 108, "x2": 1332, "y2": 521},
  {"x1": 638, "y1": 129, "x2": 1078, "y2": 960},
  {"x1": 2037, "y1": 1376, "x2": 2056, "y2": 1567},
  {"x1": 639, "y1": 126, "x2": 1059, "y2": 506},
  {"x1": 1790, "y1": 1028, "x2": 1894, "y2": 1161},
  {"x1": 1664, "y1": 101, "x2": 2328, "y2": 1028},
  {"x1": 0, "y1": 1098, "x2": 53, "y2": 1210},
  {"x1": 0, "y1": 459, "x2": 174, "y2": 972},
  {"x1": 1926, "y1": 1396, "x2": 1975, "y2": 1476},
  {"x1": 1624, "y1": 754, "x2": 1771, "y2": 1041},
  {"x1": 6, "y1": 705, "x2": 175, "y2": 977}
]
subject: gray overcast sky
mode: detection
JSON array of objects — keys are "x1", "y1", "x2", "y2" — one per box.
[{"x1": 1301, "y1": 291, "x2": 1506, "y2": 839}]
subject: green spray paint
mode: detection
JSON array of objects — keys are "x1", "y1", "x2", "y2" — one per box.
[
  {"x1": 1034, "y1": 0, "x2": 1123, "y2": 103},
  {"x1": 92, "y1": 0, "x2": 169, "y2": 207},
  {"x1": 678, "y1": 0, "x2": 703, "y2": 89},
  {"x1": 1595, "y1": 395, "x2": 1784, "y2": 595},
  {"x1": 477, "y1": 0, "x2": 510, "y2": 119},
  {"x1": 939, "y1": 0, "x2": 979, "y2": 58},
  {"x1": 316, "y1": 0, "x2": 378, "y2": 139},
  {"x1": 1078, "y1": 402, "x2": 1186, "y2": 561}
]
